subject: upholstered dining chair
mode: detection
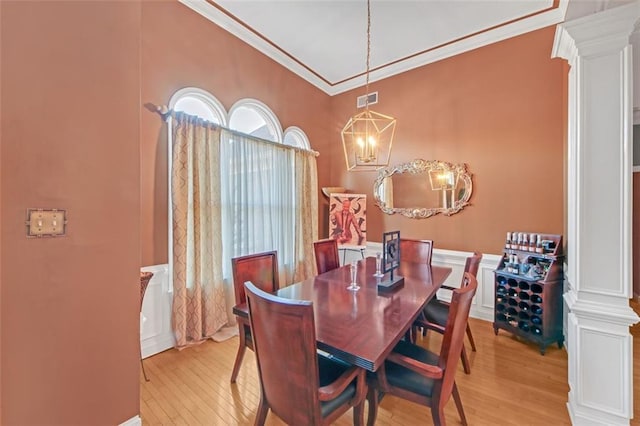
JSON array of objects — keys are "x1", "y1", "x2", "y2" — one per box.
[
  {"x1": 313, "y1": 238, "x2": 341, "y2": 274},
  {"x1": 230, "y1": 251, "x2": 279, "y2": 384},
  {"x1": 367, "y1": 272, "x2": 478, "y2": 426},
  {"x1": 245, "y1": 281, "x2": 367, "y2": 426},
  {"x1": 419, "y1": 252, "x2": 483, "y2": 374},
  {"x1": 140, "y1": 271, "x2": 154, "y2": 382},
  {"x1": 400, "y1": 238, "x2": 434, "y2": 265}
]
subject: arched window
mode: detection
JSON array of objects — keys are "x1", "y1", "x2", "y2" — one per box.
[
  {"x1": 283, "y1": 126, "x2": 311, "y2": 150},
  {"x1": 170, "y1": 87, "x2": 226, "y2": 125},
  {"x1": 167, "y1": 89, "x2": 316, "y2": 293},
  {"x1": 228, "y1": 99, "x2": 282, "y2": 142}
]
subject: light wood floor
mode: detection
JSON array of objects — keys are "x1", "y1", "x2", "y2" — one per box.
[{"x1": 140, "y1": 316, "x2": 582, "y2": 425}]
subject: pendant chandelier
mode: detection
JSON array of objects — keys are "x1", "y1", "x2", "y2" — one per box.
[{"x1": 341, "y1": 0, "x2": 397, "y2": 172}]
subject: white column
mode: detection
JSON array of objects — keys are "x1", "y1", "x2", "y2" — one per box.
[{"x1": 552, "y1": 3, "x2": 640, "y2": 425}]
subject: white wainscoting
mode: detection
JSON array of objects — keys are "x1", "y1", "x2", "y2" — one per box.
[
  {"x1": 140, "y1": 264, "x2": 175, "y2": 358},
  {"x1": 358, "y1": 242, "x2": 501, "y2": 322}
]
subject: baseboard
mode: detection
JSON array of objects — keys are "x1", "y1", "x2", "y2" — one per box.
[
  {"x1": 142, "y1": 333, "x2": 175, "y2": 359},
  {"x1": 119, "y1": 415, "x2": 141, "y2": 426}
]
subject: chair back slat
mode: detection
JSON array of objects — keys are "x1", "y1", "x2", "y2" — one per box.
[
  {"x1": 313, "y1": 239, "x2": 340, "y2": 274},
  {"x1": 245, "y1": 281, "x2": 322, "y2": 425},
  {"x1": 231, "y1": 251, "x2": 279, "y2": 306},
  {"x1": 461, "y1": 252, "x2": 482, "y2": 287},
  {"x1": 399, "y1": 239, "x2": 434, "y2": 265},
  {"x1": 438, "y1": 272, "x2": 478, "y2": 398}
]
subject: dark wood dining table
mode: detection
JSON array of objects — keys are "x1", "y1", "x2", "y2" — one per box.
[{"x1": 233, "y1": 256, "x2": 452, "y2": 372}]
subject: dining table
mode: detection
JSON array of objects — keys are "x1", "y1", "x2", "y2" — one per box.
[{"x1": 233, "y1": 256, "x2": 452, "y2": 372}]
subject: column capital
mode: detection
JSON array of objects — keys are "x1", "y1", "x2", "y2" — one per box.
[{"x1": 552, "y1": 1, "x2": 640, "y2": 63}]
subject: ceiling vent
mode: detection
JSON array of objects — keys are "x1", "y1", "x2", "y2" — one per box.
[{"x1": 356, "y1": 92, "x2": 378, "y2": 108}]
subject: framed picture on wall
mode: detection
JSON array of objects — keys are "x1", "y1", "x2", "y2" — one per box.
[{"x1": 329, "y1": 193, "x2": 366, "y2": 246}]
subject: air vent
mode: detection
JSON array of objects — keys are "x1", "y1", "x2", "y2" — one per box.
[{"x1": 356, "y1": 92, "x2": 378, "y2": 108}]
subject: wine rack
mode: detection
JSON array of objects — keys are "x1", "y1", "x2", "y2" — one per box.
[{"x1": 493, "y1": 233, "x2": 564, "y2": 355}]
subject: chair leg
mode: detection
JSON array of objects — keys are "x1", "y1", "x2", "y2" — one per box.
[
  {"x1": 460, "y1": 345, "x2": 471, "y2": 375},
  {"x1": 366, "y1": 387, "x2": 378, "y2": 426},
  {"x1": 254, "y1": 395, "x2": 269, "y2": 426},
  {"x1": 353, "y1": 399, "x2": 365, "y2": 426},
  {"x1": 431, "y1": 406, "x2": 446, "y2": 426},
  {"x1": 452, "y1": 382, "x2": 468, "y2": 426},
  {"x1": 140, "y1": 343, "x2": 149, "y2": 382},
  {"x1": 231, "y1": 324, "x2": 248, "y2": 383},
  {"x1": 466, "y1": 324, "x2": 476, "y2": 352}
]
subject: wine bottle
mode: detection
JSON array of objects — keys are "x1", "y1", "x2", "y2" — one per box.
[
  {"x1": 536, "y1": 235, "x2": 543, "y2": 254},
  {"x1": 522, "y1": 233, "x2": 529, "y2": 251},
  {"x1": 529, "y1": 233, "x2": 536, "y2": 252},
  {"x1": 506, "y1": 232, "x2": 512, "y2": 249}
]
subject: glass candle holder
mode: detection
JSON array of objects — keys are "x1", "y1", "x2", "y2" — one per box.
[
  {"x1": 347, "y1": 261, "x2": 360, "y2": 291},
  {"x1": 373, "y1": 252, "x2": 384, "y2": 277}
]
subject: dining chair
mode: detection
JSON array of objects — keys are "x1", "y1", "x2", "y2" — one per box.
[
  {"x1": 313, "y1": 238, "x2": 341, "y2": 274},
  {"x1": 419, "y1": 252, "x2": 482, "y2": 374},
  {"x1": 140, "y1": 271, "x2": 154, "y2": 382},
  {"x1": 399, "y1": 238, "x2": 433, "y2": 342},
  {"x1": 367, "y1": 272, "x2": 478, "y2": 426},
  {"x1": 230, "y1": 251, "x2": 279, "y2": 384},
  {"x1": 400, "y1": 238, "x2": 434, "y2": 265},
  {"x1": 245, "y1": 281, "x2": 367, "y2": 426}
]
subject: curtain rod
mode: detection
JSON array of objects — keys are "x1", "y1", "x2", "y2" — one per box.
[{"x1": 153, "y1": 104, "x2": 320, "y2": 157}]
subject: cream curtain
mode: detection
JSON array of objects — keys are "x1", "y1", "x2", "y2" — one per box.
[
  {"x1": 220, "y1": 129, "x2": 318, "y2": 286},
  {"x1": 292, "y1": 150, "x2": 318, "y2": 282},
  {"x1": 171, "y1": 113, "x2": 228, "y2": 347}
]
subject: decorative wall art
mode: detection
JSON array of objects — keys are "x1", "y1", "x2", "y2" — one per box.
[{"x1": 329, "y1": 193, "x2": 366, "y2": 246}]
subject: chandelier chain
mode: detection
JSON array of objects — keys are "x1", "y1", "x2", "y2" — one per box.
[{"x1": 365, "y1": 0, "x2": 371, "y2": 108}]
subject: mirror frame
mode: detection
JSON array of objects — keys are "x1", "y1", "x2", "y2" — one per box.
[{"x1": 373, "y1": 159, "x2": 473, "y2": 219}]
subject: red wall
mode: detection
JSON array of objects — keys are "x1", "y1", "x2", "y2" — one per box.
[
  {"x1": 1, "y1": 2, "x2": 141, "y2": 424},
  {"x1": 141, "y1": 9, "x2": 565, "y2": 265},
  {"x1": 140, "y1": 1, "x2": 332, "y2": 266},
  {"x1": 0, "y1": 0, "x2": 570, "y2": 422},
  {"x1": 322, "y1": 27, "x2": 565, "y2": 255}
]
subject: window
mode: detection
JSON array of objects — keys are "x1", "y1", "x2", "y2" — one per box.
[
  {"x1": 283, "y1": 126, "x2": 311, "y2": 150},
  {"x1": 228, "y1": 99, "x2": 282, "y2": 142},
  {"x1": 171, "y1": 87, "x2": 226, "y2": 125},
  {"x1": 168, "y1": 89, "x2": 314, "y2": 285}
]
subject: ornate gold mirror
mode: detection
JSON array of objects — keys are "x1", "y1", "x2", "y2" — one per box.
[{"x1": 373, "y1": 159, "x2": 472, "y2": 218}]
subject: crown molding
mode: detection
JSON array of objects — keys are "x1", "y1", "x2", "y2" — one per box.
[{"x1": 179, "y1": 0, "x2": 567, "y2": 96}]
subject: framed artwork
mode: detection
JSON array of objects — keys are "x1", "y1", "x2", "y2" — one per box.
[
  {"x1": 379, "y1": 230, "x2": 404, "y2": 291},
  {"x1": 382, "y1": 230, "x2": 401, "y2": 274},
  {"x1": 329, "y1": 193, "x2": 366, "y2": 246}
]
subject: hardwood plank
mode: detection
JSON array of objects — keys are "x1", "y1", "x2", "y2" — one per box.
[{"x1": 139, "y1": 313, "x2": 640, "y2": 425}]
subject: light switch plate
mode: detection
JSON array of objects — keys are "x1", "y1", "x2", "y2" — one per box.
[{"x1": 26, "y1": 209, "x2": 67, "y2": 237}]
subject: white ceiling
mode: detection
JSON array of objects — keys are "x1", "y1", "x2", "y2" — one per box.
[{"x1": 180, "y1": 0, "x2": 635, "y2": 95}]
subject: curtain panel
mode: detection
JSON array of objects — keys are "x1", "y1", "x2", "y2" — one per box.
[
  {"x1": 220, "y1": 129, "x2": 318, "y2": 286},
  {"x1": 171, "y1": 113, "x2": 228, "y2": 347},
  {"x1": 170, "y1": 114, "x2": 318, "y2": 347}
]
